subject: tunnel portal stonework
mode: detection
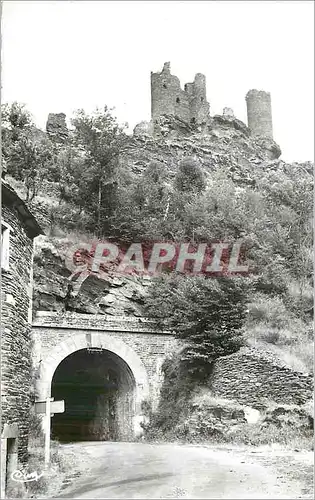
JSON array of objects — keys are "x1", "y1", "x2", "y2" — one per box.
[{"x1": 32, "y1": 312, "x2": 177, "y2": 439}]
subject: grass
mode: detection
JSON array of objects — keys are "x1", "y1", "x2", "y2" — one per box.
[
  {"x1": 144, "y1": 390, "x2": 314, "y2": 453},
  {"x1": 223, "y1": 421, "x2": 314, "y2": 449},
  {"x1": 246, "y1": 334, "x2": 314, "y2": 374},
  {"x1": 191, "y1": 391, "x2": 245, "y2": 409},
  {"x1": 244, "y1": 292, "x2": 314, "y2": 374},
  {"x1": 24, "y1": 438, "x2": 77, "y2": 498}
]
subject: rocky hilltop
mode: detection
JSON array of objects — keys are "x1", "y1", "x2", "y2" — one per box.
[
  {"x1": 126, "y1": 113, "x2": 281, "y2": 177},
  {"x1": 26, "y1": 112, "x2": 286, "y2": 315},
  {"x1": 18, "y1": 111, "x2": 312, "y2": 322}
]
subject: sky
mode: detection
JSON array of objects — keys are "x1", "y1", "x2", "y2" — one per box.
[{"x1": 1, "y1": 0, "x2": 314, "y2": 162}]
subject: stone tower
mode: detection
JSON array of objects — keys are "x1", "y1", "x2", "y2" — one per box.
[
  {"x1": 151, "y1": 62, "x2": 210, "y2": 125},
  {"x1": 184, "y1": 73, "x2": 209, "y2": 124},
  {"x1": 245, "y1": 89, "x2": 273, "y2": 139}
]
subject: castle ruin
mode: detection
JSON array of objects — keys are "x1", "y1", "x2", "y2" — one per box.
[
  {"x1": 46, "y1": 62, "x2": 276, "y2": 143},
  {"x1": 148, "y1": 62, "x2": 274, "y2": 139},
  {"x1": 151, "y1": 62, "x2": 210, "y2": 125},
  {"x1": 245, "y1": 89, "x2": 273, "y2": 138}
]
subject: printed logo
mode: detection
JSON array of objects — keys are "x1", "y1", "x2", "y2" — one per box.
[{"x1": 11, "y1": 469, "x2": 45, "y2": 482}]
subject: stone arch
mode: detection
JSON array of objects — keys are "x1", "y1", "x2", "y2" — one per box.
[{"x1": 37, "y1": 332, "x2": 150, "y2": 437}]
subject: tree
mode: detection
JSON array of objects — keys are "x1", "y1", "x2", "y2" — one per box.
[
  {"x1": 1, "y1": 102, "x2": 34, "y2": 162},
  {"x1": 1, "y1": 102, "x2": 33, "y2": 142},
  {"x1": 145, "y1": 274, "x2": 249, "y2": 379},
  {"x1": 54, "y1": 143, "x2": 86, "y2": 206},
  {"x1": 1, "y1": 102, "x2": 56, "y2": 200},
  {"x1": 70, "y1": 107, "x2": 127, "y2": 236},
  {"x1": 110, "y1": 161, "x2": 172, "y2": 241},
  {"x1": 6, "y1": 133, "x2": 54, "y2": 202}
]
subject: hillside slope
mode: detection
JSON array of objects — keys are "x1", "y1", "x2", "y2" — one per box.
[{"x1": 5, "y1": 112, "x2": 313, "y2": 376}]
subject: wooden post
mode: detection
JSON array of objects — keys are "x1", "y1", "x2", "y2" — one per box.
[{"x1": 44, "y1": 397, "x2": 52, "y2": 468}]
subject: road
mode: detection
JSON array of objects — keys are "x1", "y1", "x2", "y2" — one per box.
[{"x1": 53, "y1": 442, "x2": 312, "y2": 499}]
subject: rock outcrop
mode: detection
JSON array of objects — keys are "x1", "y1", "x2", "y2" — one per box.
[{"x1": 33, "y1": 240, "x2": 150, "y2": 317}]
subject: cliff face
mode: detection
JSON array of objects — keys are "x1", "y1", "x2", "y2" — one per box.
[{"x1": 33, "y1": 242, "x2": 151, "y2": 316}]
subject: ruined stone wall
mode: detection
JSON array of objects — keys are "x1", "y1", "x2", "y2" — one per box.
[
  {"x1": 46, "y1": 113, "x2": 68, "y2": 142},
  {"x1": 1, "y1": 205, "x2": 34, "y2": 463},
  {"x1": 210, "y1": 347, "x2": 313, "y2": 409},
  {"x1": 246, "y1": 89, "x2": 273, "y2": 138},
  {"x1": 186, "y1": 73, "x2": 209, "y2": 123},
  {"x1": 151, "y1": 62, "x2": 210, "y2": 125},
  {"x1": 151, "y1": 65, "x2": 275, "y2": 139},
  {"x1": 151, "y1": 62, "x2": 190, "y2": 123}
]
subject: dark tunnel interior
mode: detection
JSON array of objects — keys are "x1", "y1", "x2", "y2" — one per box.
[{"x1": 51, "y1": 348, "x2": 135, "y2": 443}]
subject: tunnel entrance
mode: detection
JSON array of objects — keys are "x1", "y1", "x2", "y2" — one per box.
[{"x1": 51, "y1": 348, "x2": 135, "y2": 443}]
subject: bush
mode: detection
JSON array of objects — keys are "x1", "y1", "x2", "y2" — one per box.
[{"x1": 143, "y1": 353, "x2": 196, "y2": 440}]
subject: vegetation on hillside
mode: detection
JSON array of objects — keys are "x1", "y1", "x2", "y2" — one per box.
[
  {"x1": 145, "y1": 275, "x2": 249, "y2": 379},
  {"x1": 2, "y1": 102, "x2": 313, "y2": 378}
]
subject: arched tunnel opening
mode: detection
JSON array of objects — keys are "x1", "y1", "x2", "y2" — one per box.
[{"x1": 51, "y1": 348, "x2": 136, "y2": 443}]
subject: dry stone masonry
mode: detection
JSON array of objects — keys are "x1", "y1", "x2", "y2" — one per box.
[
  {"x1": 1, "y1": 63, "x2": 312, "y2": 492},
  {"x1": 210, "y1": 347, "x2": 313, "y2": 410},
  {"x1": 46, "y1": 112, "x2": 69, "y2": 142}
]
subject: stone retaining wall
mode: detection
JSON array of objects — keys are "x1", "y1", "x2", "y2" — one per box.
[{"x1": 210, "y1": 347, "x2": 313, "y2": 409}]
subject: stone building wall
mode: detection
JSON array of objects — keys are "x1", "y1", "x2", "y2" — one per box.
[
  {"x1": 1, "y1": 204, "x2": 36, "y2": 464},
  {"x1": 210, "y1": 347, "x2": 313, "y2": 409}
]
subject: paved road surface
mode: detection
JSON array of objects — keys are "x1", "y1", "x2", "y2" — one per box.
[{"x1": 53, "y1": 442, "x2": 310, "y2": 499}]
